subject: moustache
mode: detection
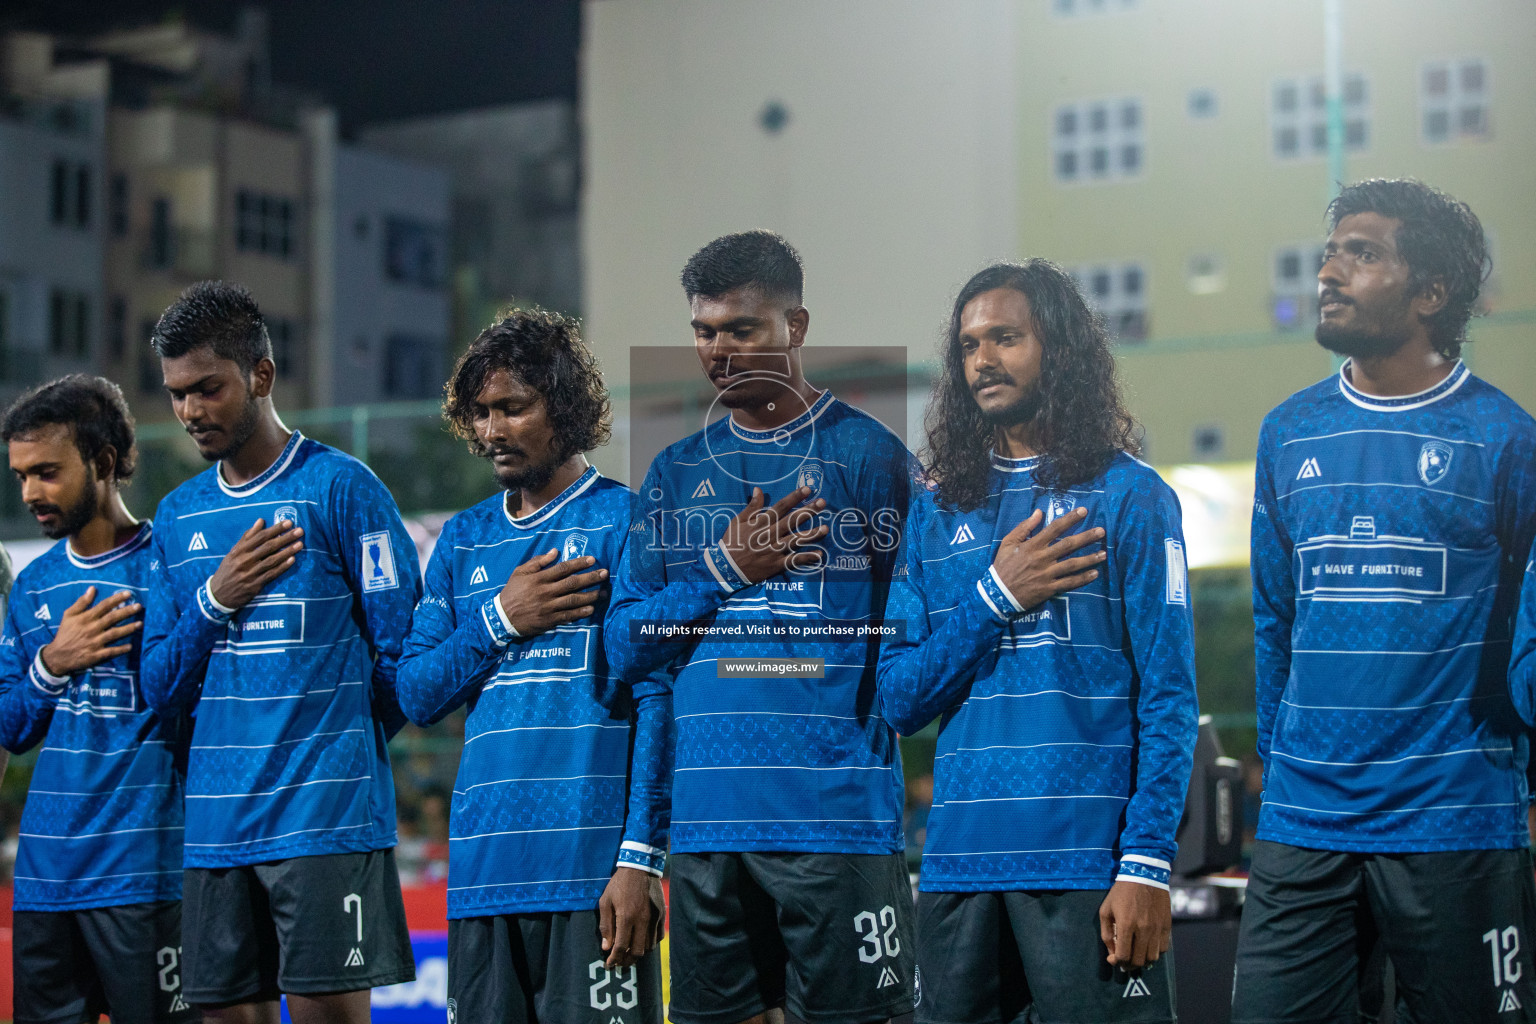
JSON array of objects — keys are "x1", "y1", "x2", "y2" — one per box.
[
  {"x1": 972, "y1": 373, "x2": 1015, "y2": 392},
  {"x1": 1319, "y1": 289, "x2": 1352, "y2": 306},
  {"x1": 487, "y1": 446, "x2": 527, "y2": 460},
  {"x1": 27, "y1": 503, "x2": 60, "y2": 517}
]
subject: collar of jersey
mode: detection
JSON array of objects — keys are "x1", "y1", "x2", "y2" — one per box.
[
  {"x1": 503, "y1": 465, "x2": 601, "y2": 530},
  {"x1": 1337, "y1": 359, "x2": 1469, "y2": 412},
  {"x1": 65, "y1": 520, "x2": 153, "y2": 570},
  {"x1": 726, "y1": 388, "x2": 833, "y2": 443},
  {"x1": 217, "y1": 430, "x2": 305, "y2": 497},
  {"x1": 990, "y1": 451, "x2": 1042, "y2": 473}
]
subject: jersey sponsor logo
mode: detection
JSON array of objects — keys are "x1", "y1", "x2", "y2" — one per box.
[
  {"x1": 1000, "y1": 596, "x2": 1071, "y2": 647},
  {"x1": 1124, "y1": 976, "x2": 1151, "y2": 997},
  {"x1": 361, "y1": 531, "x2": 400, "y2": 592},
  {"x1": 1418, "y1": 440, "x2": 1453, "y2": 486},
  {"x1": 1296, "y1": 457, "x2": 1322, "y2": 480},
  {"x1": 33, "y1": 604, "x2": 51, "y2": 621},
  {"x1": 62, "y1": 667, "x2": 137, "y2": 714},
  {"x1": 469, "y1": 565, "x2": 490, "y2": 586},
  {"x1": 274, "y1": 504, "x2": 301, "y2": 526},
  {"x1": 1296, "y1": 533, "x2": 1448, "y2": 598},
  {"x1": 691, "y1": 478, "x2": 717, "y2": 499},
  {"x1": 952, "y1": 523, "x2": 976, "y2": 545},
  {"x1": 226, "y1": 598, "x2": 306, "y2": 648},
  {"x1": 188, "y1": 531, "x2": 209, "y2": 551},
  {"x1": 797, "y1": 460, "x2": 825, "y2": 498},
  {"x1": 1350, "y1": 515, "x2": 1376, "y2": 540},
  {"x1": 1165, "y1": 538, "x2": 1188, "y2": 606},
  {"x1": 563, "y1": 532, "x2": 590, "y2": 562},
  {"x1": 877, "y1": 965, "x2": 899, "y2": 988}
]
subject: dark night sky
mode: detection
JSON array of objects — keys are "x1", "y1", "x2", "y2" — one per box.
[{"x1": 3, "y1": 0, "x2": 580, "y2": 130}]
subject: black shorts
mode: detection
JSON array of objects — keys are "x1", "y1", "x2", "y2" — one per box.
[
  {"x1": 1232, "y1": 841, "x2": 1536, "y2": 1023},
  {"x1": 182, "y1": 848, "x2": 415, "y2": 1005},
  {"x1": 12, "y1": 900, "x2": 198, "y2": 1024},
  {"x1": 667, "y1": 851, "x2": 916, "y2": 1024},
  {"x1": 914, "y1": 889, "x2": 1175, "y2": 1024},
  {"x1": 447, "y1": 909, "x2": 663, "y2": 1024}
]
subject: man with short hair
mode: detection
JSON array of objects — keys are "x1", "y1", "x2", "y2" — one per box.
[
  {"x1": 141, "y1": 280, "x2": 420, "y2": 1023},
  {"x1": 397, "y1": 310, "x2": 670, "y2": 1023},
  {"x1": 877, "y1": 260, "x2": 1197, "y2": 1023},
  {"x1": 1233, "y1": 178, "x2": 1536, "y2": 1022},
  {"x1": 0, "y1": 375, "x2": 196, "y2": 1023},
  {"x1": 607, "y1": 230, "x2": 918, "y2": 1024}
]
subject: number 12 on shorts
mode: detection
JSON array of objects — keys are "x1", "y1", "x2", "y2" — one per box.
[{"x1": 1483, "y1": 926, "x2": 1523, "y2": 988}]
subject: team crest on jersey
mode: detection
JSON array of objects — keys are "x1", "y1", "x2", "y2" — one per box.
[
  {"x1": 692, "y1": 478, "x2": 716, "y2": 499},
  {"x1": 274, "y1": 504, "x2": 300, "y2": 526},
  {"x1": 33, "y1": 605, "x2": 51, "y2": 621},
  {"x1": 1044, "y1": 494, "x2": 1073, "y2": 524},
  {"x1": 446, "y1": 999, "x2": 458, "y2": 1024},
  {"x1": 796, "y1": 460, "x2": 825, "y2": 498},
  {"x1": 469, "y1": 565, "x2": 490, "y2": 586},
  {"x1": 188, "y1": 531, "x2": 209, "y2": 551},
  {"x1": 563, "y1": 532, "x2": 590, "y2": 562},
  {"x1": 913, "y1": 964, "x2": 923, "y2": 1007},
  {"x1": 360, "y1": 531, "x2": 399, "y2": 592},
  {"x1": 1417, "y1": 441, "x2": 1453, "y2": 486}
]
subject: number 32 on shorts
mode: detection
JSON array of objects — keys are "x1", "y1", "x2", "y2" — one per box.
[{"x1": 854, "y1": 905, "x2": 902, "y2": 963}]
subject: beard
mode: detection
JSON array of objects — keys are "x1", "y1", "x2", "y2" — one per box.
[
  {"x1": 976, "y1": 378, "x2": 1044, "y2": 427},
  {"x1": 32, "y1": 470, "x2": 98, "y2": 540},
  {"x1": 1314, "y1": 290, "x2": 1414, "y2": 361},
  {"x1": 197, "y1": 392, "x2": 263, "y2": 462},
  {"x1": 486, "y1": 444, "x2": 564, "y2": 494}
]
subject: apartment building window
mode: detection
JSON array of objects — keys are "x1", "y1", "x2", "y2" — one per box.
[
  {"x1": 236, "y1": 190, "x2": 295, "y2": 259},
  {"x1": 1271, "y1": 74, "x2": 1369, "y2": 159},
  {"x1": 49, "y1": 289, "x2": 90, "y2": 359},
  {"x1": 384, "y1": 335, "x2": 443, "y2": 398},
  {"x1": 49, "y1": 160, "x2": 91, "y2": 228},
  {"x1": 1422, "y1": 59, "x2": 1489, "y2": 143},
  {"x1": 1072, "y1": 262, "x2": 1148, "y2": 342},
  {"x1": 150, "y1": 197, "x2": 172, "y2": 269},
  {"x1": 384, "y1": 218, "x2": 447, "y2": 288},
  {"x1": 269, "y1": 318, "x2": 300, "y2": 378},
  {"x1": 110, "y1": 174, "x2": 130, "y2": 237},
  {"x1": 108, "y1": 296, "x2": 128, "y2": 360},
  {"x1": 1272, "y1": 243, "x2": 1325, "y2": 330},
  {"x1": 1054, "y1": 98, "x2": 1144, "y2": 184},
  {"x1": 1053, "y1": 0, "x2": 1136, "y2": 14}
]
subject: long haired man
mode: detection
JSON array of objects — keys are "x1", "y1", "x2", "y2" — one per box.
[{"x1": 878, "y1": 260, "x2": 1198, "y2": 1024}]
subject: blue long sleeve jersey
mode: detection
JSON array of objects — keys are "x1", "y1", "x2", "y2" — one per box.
[
  {"x1": 1510, "y1": 543, "x2": 1536, "y2": 729},
  {"x1": 1253, "y1": 361, "x2": 1536, "y2": 853},
  {"x1": 141, "y1": 432, "x2": 422, "y2": 868},
  {"x1": 607, "y1": 390, "x2": 913, "y2": 853},
  {"x1": 0, "y1": 524, "x2": 187, "y2": 911},
  {"x1": 878, "y1": 452, "x2": 1198, "y2": 892},
  {"x1": 397, "y1": 469, "x2": 672, "y2": 919}
]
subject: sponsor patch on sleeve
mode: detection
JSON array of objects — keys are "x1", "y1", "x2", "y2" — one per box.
[
  {"x1": 360, "y1": 531, "x2": 400, "y2": 592},
  {"x1": 1165, "y1": 538, "x2": 1188, "y2": 606}
]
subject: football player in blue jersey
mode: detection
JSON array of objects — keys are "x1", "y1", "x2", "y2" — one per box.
[
  {"x1": 1232, "y1": 179, "x2": 1536, "y2": 1022},
  {"x1": 139, "y1": 282, "x2": 420, "y2": 1024},
  {"x1": 877, "y1": 261, "x2": 1197, "y2": 1023},
  {"x1": 397, "y1": 310, "x2": 670, "y2": 1023},
  {"x1": 608, "y1": 230, "x2": 919, "y2": 1024},
  {"x1": 1, "y1": 376, "x2": 197, "y2": 1023}
]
